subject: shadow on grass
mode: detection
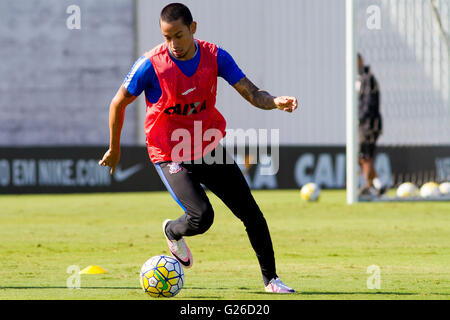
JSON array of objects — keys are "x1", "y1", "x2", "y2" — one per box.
[
  {"x1": 175, "y1": 287, "x2": 450, "y2": 296},
  {"x1": 250, "y1": 291, "x2": 450, "y2": 296},
  {"x1": 2, "y1": 286, "x2": 448, "y2": 297},
  {"x1": 299, "y1": 291, "x2": 416, "y2": 296},
  {"x1": 189, "y1": 287, "x2": 417, "y2": 296},
  {"x1": 2, "y1": 286, "x2": 238, "y2": 291},
  {"x1": 0, "y1": 286, "x2": 140, "y2": 290}
]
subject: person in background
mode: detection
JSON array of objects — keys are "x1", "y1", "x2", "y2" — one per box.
[{"x1": 357, "y1": 53, "x2": 385, "y2": 197}]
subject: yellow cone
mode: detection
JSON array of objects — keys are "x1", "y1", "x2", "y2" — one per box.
[{"x1": 79, "y1": 265, "x2": 108, "y2": 274}]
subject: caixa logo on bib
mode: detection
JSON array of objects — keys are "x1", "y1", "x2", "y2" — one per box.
[{"x1": 164, "y1": 101, "x2": 206, "y2": 116}]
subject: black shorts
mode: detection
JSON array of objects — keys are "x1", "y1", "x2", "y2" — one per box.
[{"x1": 359, "y1": 126, "x2": 380, "y2": 159}]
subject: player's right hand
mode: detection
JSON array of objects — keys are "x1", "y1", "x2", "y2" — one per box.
[
  {"x1": 274, "y1": 96, "x2": 298, "y2": 113},
  {"x1": 98, "y1": 148, "x2": 120, "y2": 175}
]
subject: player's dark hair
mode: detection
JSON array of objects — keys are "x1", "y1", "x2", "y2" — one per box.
[{"x1": 160, "y1": 3, "x2": 193, "y2": 27}]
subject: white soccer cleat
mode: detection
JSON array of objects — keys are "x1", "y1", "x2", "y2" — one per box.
[
  {"x1": 265, "y1": 277, "x2": 296, "y2": 294},
  {"x1": 162, "y1": 219, "x2": 193, "y2": 268}
]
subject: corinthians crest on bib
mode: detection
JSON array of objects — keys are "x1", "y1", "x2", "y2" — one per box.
[{"x1": 168, "y1": 162, "x2": 182, "y2": 174}]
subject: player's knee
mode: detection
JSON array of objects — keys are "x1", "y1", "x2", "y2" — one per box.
[
  {"x1": 197, "y1": 214, "x2": 214, "y2": 234},
  {"x1": 188, "y1": 204, "x2": 214, "y2": 234}
]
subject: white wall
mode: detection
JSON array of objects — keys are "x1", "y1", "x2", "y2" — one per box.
[
  {"x1": 357, "y1": 0, "x2": 450, "y2": 146},
  {"x1": 0, "y1": 0, "x2": 136, "y2": 146},
  {"x1": 135, "y1": 0, "x2": 347, "y2": 146},
  {"x1": 3, "y1": 1, "x2": 446, "y2": 147}
]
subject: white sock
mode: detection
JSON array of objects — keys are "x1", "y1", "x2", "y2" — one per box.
[{"x1": 373, "y1": 177, "x2": 382, "y2": 190}]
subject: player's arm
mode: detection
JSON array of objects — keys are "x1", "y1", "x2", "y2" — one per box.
[
  {"x1": 232, "y1": 77, "x2": 298, "y2": 113},
  {"x1": 99, "y1": 55, "x2": 152, "y2": 174},
  {"x1": 98, "y1": 86, "x2": 137, "y2": 174}
]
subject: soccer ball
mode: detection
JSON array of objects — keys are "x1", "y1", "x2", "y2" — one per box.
[
  {"x1": 300, "y1": 182, "x2": 320, "y2": 201},
  {"x1": 420, "y1": 182, "x2": 441, "y2": 198},
  {"x1": 396, "y1": 182, "x2": 419, "y2": 198},
  {"x1": 140, "y1": 255, "x2": 184, "y2": 298},
  {"x1": 439, "y1": 182, "x2": 450, "y2": 195}
]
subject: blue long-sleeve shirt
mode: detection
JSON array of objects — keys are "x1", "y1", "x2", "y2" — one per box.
[{"x1": 123, "y1": 40, "x2": 246, "y2": 103}]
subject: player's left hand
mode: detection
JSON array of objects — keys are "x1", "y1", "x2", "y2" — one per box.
[{"x1": 274, "y1": 96, "x2": 298, "y2": 113}]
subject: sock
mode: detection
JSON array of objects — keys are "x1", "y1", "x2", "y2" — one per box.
[
  {"x1": 373, "y1": 177, "x2": 382, "y2": 190},
  {"x1": 263, "y1": 274, "x2": 278, "y2": 286}
]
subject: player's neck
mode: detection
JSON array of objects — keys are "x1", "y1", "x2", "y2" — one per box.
[{"x1": 169, "y1": 40, "x2": 198, "y2": 61}]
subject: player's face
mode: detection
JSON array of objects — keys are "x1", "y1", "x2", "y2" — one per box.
[{"x1": 160, "y1": 18, "x2": 197, "y2": 60}]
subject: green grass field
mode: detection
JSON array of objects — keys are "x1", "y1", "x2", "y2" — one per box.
[{"x1": 0, "y1": 190, "x2": 449, "y2": 300}]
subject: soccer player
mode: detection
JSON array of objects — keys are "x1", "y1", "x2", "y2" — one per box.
[
  {"x1": 99, "y1": 3, "x2": 297, "y2": 293},
  {"x1": 357, "y1": 53, "x2": 384, "y2": 197}
]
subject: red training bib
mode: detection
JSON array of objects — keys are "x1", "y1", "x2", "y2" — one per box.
[{"x1": 144, "y1": 39, "x2": 226, "y2": 163}]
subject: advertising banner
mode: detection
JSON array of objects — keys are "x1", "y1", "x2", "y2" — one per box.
[{"x1": 0, "y1": 146, "x2": 449, "y2": 194}]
